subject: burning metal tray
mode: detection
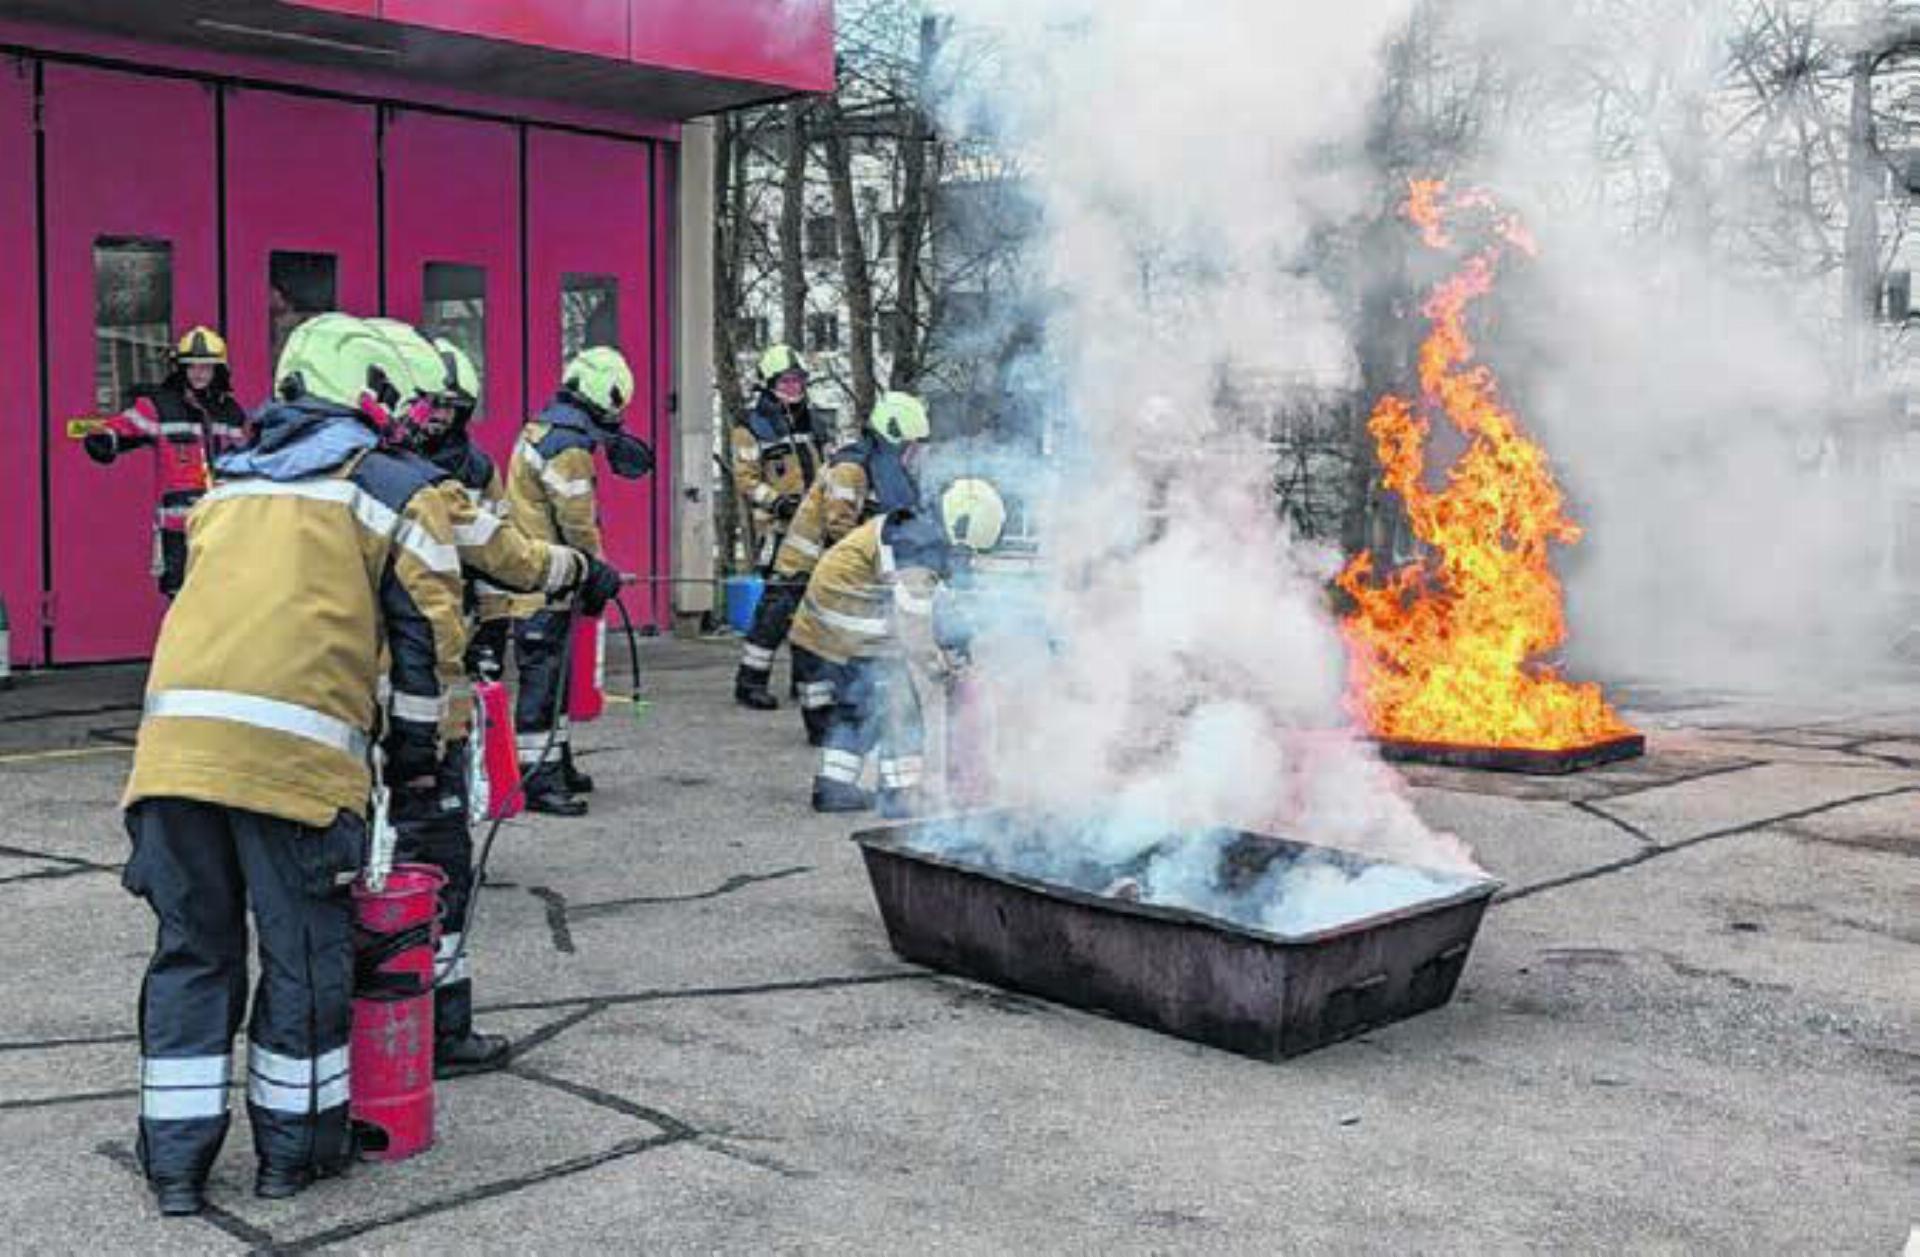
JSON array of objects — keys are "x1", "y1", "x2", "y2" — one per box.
[
  {"x1": 854, "y1": 812, "x2": 1500, "y2": 1061},
  {"x1": 1377, "y1": 733, "x2": 1646, "y2": 776}
]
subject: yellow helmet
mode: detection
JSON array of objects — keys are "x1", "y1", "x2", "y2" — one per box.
[
  {"x1": 940, "y1": 478, "x2": 1006, "y2": 553},
  {"x1": 757, "y1": 343, "x2": 808, "y2": 383},
  {"x1": 562, "y1": 346, "x2": 635, "y2": 419},
  {"x1": 362, "y1": 318, "x2": 447, "y2": 397},
  {"x1": 273, "y1": 313, "x2": 416, "y2": 421},
  {"x1": 869, "y1": 391, "x2": 931, "y2": 446},
  {"x1": 176, "y1": 325, "x2": 228, "y2": 366},
  {"x1": 432, "y1": 337, "x2": 481, "y2": 408}
]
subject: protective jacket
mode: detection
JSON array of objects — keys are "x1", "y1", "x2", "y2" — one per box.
[
  {"x1": 506, "y1": 399, "x2": 605, "y2": 601},
  {"x1": 773, "y1": 436, "x2": 919, "y2": 579},
  {"x1": 430, "y1": 429, "x2": 515, "y2": 629},
  {"x1": 91, "y1": 376, "x2": 250, "y2": 530},
  {"x1": 731, "y1": 391, "x2": 820, "y2": 555},
  {"x1": 123, "y1": 400, "x2": 467, "y2": 828},
  {"x1": 790, "y1": 511, "x2": 951, "y2": 665}
]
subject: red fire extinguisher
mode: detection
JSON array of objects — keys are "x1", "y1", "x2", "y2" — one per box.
[
  {"x1": 568, "y1": 612, "x2": 607, "y2": 724},
  {"x1": 349, "y1": 788, "x2": 445, "y2": 1162},
  {"x1": 469, "y1": 678, "x2": 522, "y2": 822}
]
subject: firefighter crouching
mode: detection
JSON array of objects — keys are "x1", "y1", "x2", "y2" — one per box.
[
  {"x1": 793, "y1": 478, "x2": 1006, "y2": 816},
  {"x1": 506, "y1": 347, "x2": 655, "y2": 816},
  {"x1": 732, "y1": 344, "x2": 824, "y2": 710},
  {"x1": 82, "y1": 326, "x2": 250, "y2": 599},
  {"x1": 376, "y1": 322, "x2": 619, "y2": 1074},
  {"x1": 769, "y1": 392, "x2": 933, "y2": 745},
  {"x1": 118, "y1": 314, "x2": 466, "y2": 1217}
]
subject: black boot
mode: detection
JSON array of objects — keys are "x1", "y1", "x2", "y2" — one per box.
[
  {"x1": 735, "y1": 665, "x2": 780, "y2": 711},
  {"x1": 523, "y1": 767, "x2": 587, "y2": 817},
  {"x1": 812, "y1": 777, "x2": 874, "y2": 814},
  {"x1": 152, "y1": 1180, "x2": 206, "y2": 1217},
  {"x1": 435, "y1": 1032, "x2": 512, "y2": 1080},
  {"x1": 561, "y1": 746, "x2": 595, "y2": 796}
]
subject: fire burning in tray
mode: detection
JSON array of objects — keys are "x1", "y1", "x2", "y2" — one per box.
[{"x1": 1338, "y1": 181, "x2": 1643, "y2": 774}]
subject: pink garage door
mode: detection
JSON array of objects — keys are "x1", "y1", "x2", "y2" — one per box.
[
  {"x1": 225, "y1": 88, "x2": 378, "y2": 409},
  {"x1": 44, "y1": 65, "x2": 218, "y2": 663},
  {"x1": 0, "y1": 64, "x2": 39, "y2": 666},
  {"x1": 382, "y1": 109, "x2": 522, "y2": 467},
  {"x1": 526, "y1": 128, "x2": 661, "y2": 625}
]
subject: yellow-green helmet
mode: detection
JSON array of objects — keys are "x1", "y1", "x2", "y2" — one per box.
[
  {"x1": 363, "y1": 318, "x2": 446, "y2": 398},
  {"x1": 757, "y1": 343, "x2": 807, "y2": 383},
  {"x1": 562, "y1": 346, "x2": 634, "y2": 419},
  {"x1": 432, "y1": 336, "x2": 481, "y2": 409},
  {"x1": 940, "y1": 478, "x2": 1006, "y2": 553},
  {"x1": 869, "y1": 391, "x2": 931, "y2": 446},
  {"x1": 274, "y1": 313, "x2": 416, "y2": 420}
]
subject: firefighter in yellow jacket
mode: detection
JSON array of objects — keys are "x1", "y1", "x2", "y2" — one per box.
[
  {"x1": 375, "y1": 322, "x2": 620, "y2": 1073},
  {"x1": 769, "y1": 392, "x2": 932, "y2": 743},
  {"x1": 505, "y1": 346, "x2": 654, "y2": 815},
  {"x1": 422, "y1": 337, "x2": 517, "y2": 680},
  {"x1": 118, "y1": 313, "x2": 465, "y2": 1217},
  {"x1": 731, "y1": 344, "x2": 824, "y2": 709},
  {"x1": 792, "y1": 478, "x2": 1006, "y2": 815}
]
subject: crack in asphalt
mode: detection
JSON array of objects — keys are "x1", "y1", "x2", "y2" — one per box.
[
  {"x1": 526, "y1": 866, "x2": 815, "y2": 957},
  {"x1": 95, "y1": 1140, "x2": 278, "y2": 1250},
  {"x1": 1498, "y1": 785, "x2": 1920, "y2": 905}
]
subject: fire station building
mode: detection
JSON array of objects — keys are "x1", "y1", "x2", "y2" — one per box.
[{"x1": 0, "y1": 0, "x2": 831, "y2": 668}]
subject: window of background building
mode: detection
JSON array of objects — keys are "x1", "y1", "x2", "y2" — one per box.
[
  {"x1": 811, "y1": 405, "x2": 842, "y2": 440},
  {"x1": 879, "y1": 309, "x2": 910, "y2": 358},
  {"x1": 423, "y1": 262, "x2": 487, "y2": 406},
  {"x1": 94, "y1": 237, "x2": 173, "y2": 410},
  {"x1": 733, "y1": 315, "x2": 770, "y2": 348},
  {"x1": 561, "y1": 273, "x2": 619, "y2": 362},
  {"x1": 269, "y1": 251, "x2": 339, "y2": 377},
  {"x1": 806, "y1": 311, "x2": 840, "y2": 352},
  {"x1": 805, "y1": 214, "x2": 838, "y2": 261}
]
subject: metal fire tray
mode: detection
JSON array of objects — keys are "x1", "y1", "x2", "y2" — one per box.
[
  {"x1": 853, "y1": 813, "x2": 1500, "y2": 1061},
  {"x1": 1377, "y1": 733, "x2": 1646, "y2": 776}
]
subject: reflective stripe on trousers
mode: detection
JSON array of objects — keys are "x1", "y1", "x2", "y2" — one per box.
[
  {"x1": 140, "y1": 1053, "x2": 231, "y2": 1121},
  {"x1": 248, "y1": 1043, "x2": 350, "y2": 1114}
]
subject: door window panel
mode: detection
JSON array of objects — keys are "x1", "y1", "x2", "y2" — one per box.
[
  {"x1": 268, "y1": 251, "x2": 339, "y2": 375},
  {"x1": 561, "y1": 273, "x2": 619, "y2": 360},
  {"x1": 422, "y1": 262, "x2": 487, "y2": 407},
  {"x1": 94, "y1": 237, "x2": 173, "y2": 410}
]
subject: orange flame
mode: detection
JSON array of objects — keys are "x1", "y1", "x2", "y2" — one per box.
[{"x1": 1337, "y1": 181, "x2": 1634, "y2": 752}]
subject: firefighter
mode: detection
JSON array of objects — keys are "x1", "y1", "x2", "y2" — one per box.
[
  {"x1": 372, "y1": 323, "x2": 617, "y2": 1076},
  {"x1": 731, "y1": 344, "x2": 824, "y2": 710},
  {"x1": 118, "y1": 313, "x2": 464, "y2": 1216},
  {"x1": 792, "y1": 478, "x2": 1006, "y2": 816},
  {"x1": 505, "y1": 346, "x2": 655, "y2": 816},
  {"x1": 422, "y1": 338, "x2": 515, "y2": 681},
  {"x1": 82, "y1": 326, "x2": 250, "y2": 598},
  {"x1": 765, "y1": 392, "x2": 933, "y2": 744}
]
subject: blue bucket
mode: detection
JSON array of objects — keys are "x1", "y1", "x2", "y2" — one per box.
[{"x1": 725, "y1": 576, "x2": 765, "y2": 635}]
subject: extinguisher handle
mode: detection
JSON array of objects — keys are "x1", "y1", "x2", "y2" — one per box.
[{"x1": 364, "y1": 749, "x2": 397, "y2": 893}]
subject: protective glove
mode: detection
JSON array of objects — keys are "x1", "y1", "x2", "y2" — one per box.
[
  {"x1": 773, "y1": 493, "x2": 803, "y2": 522},
  {"x1": 83, "y1": 432, "x2": 118, "y2": 465},
  {"x1": 577, "y1": 558, "x2": 624, "y2": 617}
]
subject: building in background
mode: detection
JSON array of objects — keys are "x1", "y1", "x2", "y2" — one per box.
[{"x1": 0, "y1": 0, "x2": 833, "y2": 668}]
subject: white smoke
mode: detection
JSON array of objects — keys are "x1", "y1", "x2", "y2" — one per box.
[
  {"x1": 924, "y1": 0, "x2": 1480, "y2": 896},
  {"x1": 1436, "y1": 0, "x2": 1908, "y2": 691}
]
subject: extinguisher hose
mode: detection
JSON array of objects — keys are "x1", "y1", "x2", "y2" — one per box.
[
  {"x1": 432, "y1": 591, "x2": 646, "y2": 989},
  {"x1": 429, "y1": 610, "x2": 578, "y2": 988}
]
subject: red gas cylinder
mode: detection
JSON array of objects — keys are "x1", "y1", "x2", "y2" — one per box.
[
  {"x1": 569, "y1": 613, "x2": 607, "y2": 724},
  {"x1": 350, "y1": 863, "x2": 446, "y2": 1162},
  {"x1": 471, "y1": 679, "x2": 523, "y2": 821},
  {"x1": 946, "y1": 672, "x2": 996, "y2": 809}
]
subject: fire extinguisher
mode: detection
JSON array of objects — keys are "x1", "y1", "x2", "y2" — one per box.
[
  {"x1": 349, "y1": 766, "x2": 446, "y2": 1162},
  {"x1": 567, "y1": 612, "x2": 607, "y2": 724},
  {"x1": 468, "y1": 678, "x2": 523, "y2": 823}
]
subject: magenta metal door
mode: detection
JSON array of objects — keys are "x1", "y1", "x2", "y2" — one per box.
[
  {"x1": 225, "y1": 88, "x2": 378, "y2": 409},
  {"x1": 526, "y1": 128, "x2": 659, "y2": 622},
  {"x1": 44, "y1": 65, "x2": 218, "y2": 663},
  {"x1": 0, "y1": 61, "x2": 40, "y2": 667},
  {"x1": 383, "y1": 109, "x2": 522, "y2": 469}
]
